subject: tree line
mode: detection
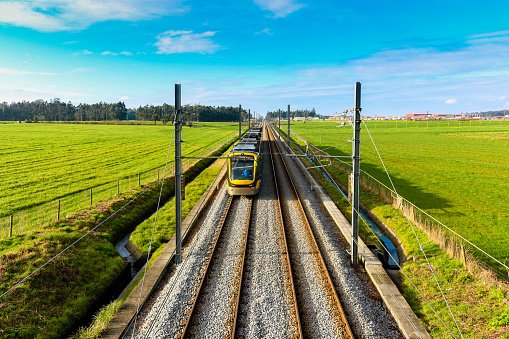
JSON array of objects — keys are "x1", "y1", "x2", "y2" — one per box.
[
  {"x1": 136, "y1": 104, "x2": 250, "y2": 123},
  {"x1": 0, "y1": 99, "x2": 128, "y2": 122},
  {"x1": 266, "y1": 108, "x2": 324, "y2": 120},
  {"x1": 0, "y1": 100, "x2": 250, "y2": 123}
]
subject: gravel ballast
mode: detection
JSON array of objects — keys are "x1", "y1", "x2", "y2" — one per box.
[{"x1": 124, "y1": 125, "x2": 407, "y2": 338}]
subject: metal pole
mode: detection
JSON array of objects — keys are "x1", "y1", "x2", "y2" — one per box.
[
  {"x1": 278, "y1": 109, "x2": 281, "y2": 137},
  {"x1": 248, "y1": 109, "x2": 251, "y2": 129},
  {"x1": 287, "y1": 104, "x2": 291, "y2": 148},
  {"x1": 352, "y1": 82, "x2": 361, "y2": 266},
  {"x1": 175, "y1": 84, "x2": 182, "y2": 265},
  {"x1": 239, "y1": 104, "x2": 242, "y2": 140}
]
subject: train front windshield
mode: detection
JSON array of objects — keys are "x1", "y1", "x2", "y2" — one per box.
[{"x1": 231, "y1": 158, "x2": 254, "y2": 180}]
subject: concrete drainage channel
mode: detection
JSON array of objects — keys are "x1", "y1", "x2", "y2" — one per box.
[
  {"x1": 274, "y1": 128, "x2": 430, "y2": 338},
  {"x1": 290, "y1": 138, "x2": 401, "y2": 270},
  {"x1": 103, "y1": 134, "x2": 430, "y2": 339}
]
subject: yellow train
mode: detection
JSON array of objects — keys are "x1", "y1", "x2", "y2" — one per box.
[{"x1": 227, "y1": 127, "x2": 262, "y2": 195}]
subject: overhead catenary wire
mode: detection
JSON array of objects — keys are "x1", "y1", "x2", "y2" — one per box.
[
  {"x1": 131, "y1": 125, "x2": 176, "y2": 333},
  {"x1": 296, "y1": 123, "x2": 508, "y2": 272},
  {"x1": 0, "y1": 178, "x2": 164, "y2": 300},
  {"x1": 360, "y1": 118, "x2": 465, "y2": 338},
  {"x1": 139, "y1": 152, "x2": 234, "y2": 337},
  {"x1": 124, "y1": 133, "x2": 233, "y2": 338},
  {"x1": 284, "y1": 125, "x2": 460, "y2": 338},
  {"x1": 309, "y1": 146, "x2": 458, "y2": 338},
  {"x1": 273, "y1": 124, "x2": 434, "y2": 338}
]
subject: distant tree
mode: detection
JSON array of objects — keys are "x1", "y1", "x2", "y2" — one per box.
[
  {"x1": 152, "y1": 114, "x2": 159, "y2": 125},
  {"x1": 113, "y1": 101, "x2": 127, "y2": 120}
]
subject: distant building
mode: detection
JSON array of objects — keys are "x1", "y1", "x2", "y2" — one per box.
[
  {"x1": 406, "y1": 113, "x2": 462, "y2": 120},
  {"x1": 327, "y1": 115, "x2": 343, "y2": 120}
]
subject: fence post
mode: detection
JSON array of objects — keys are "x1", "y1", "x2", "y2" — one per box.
[
  {"x1": 90, "y1": 189, "x2": 93, "y2": 206},
  {"x1": 117, "y1": 179, "x2": 120, "y2": 195},
  {"x1": 138, "y1": 173, "x2": 141, "y2": 186},
  {"x1": 58, "y1": 199, "x2": 61, "y2": 221},
  {"x1": 460, "y1": 243, "x2": 467, "y2": 268},
  {"x1": 9, "y1": 215, "x2": 13, "y2": 237}
]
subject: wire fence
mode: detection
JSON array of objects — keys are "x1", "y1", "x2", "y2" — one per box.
[
  {"x1": 286, "y1": 119, "x2": 509, "y2": 129},
  {"x1": 289, "y1": 129, "x2": 509, "y2": 283},
  {"x1": 0, "y1": 133, "x2": 237, "y2": 238}
]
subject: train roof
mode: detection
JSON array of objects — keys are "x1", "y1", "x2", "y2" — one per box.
[
  {"x1": 232, "y1": 144, "x2": 258, "y2": 152},
  {"x1": 239, "y1": 137, "x2": 259, "y2": 143}
]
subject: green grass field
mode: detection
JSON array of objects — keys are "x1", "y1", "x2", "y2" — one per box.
[
  {"x1": 0, "y1": 122, "x2": 240, "y2": 235},
  {"x1": 290, "y1": 120, "x2": 509, "y2": 271},
  {"x1": 0, "y1": 124, "x2": 238, "y2": 338}
]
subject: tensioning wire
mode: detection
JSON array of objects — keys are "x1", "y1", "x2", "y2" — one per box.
[
  {"x1": 142, "y1": 139, "x2": 233, "y2": 337},
  {"x1": 0, "y1": 179, "x2": 162, "y2": 300},
  {"x1": 288, "y1": 127, "x2": 458, "y2": 338},
  {"x1": 313, "y1": 150, "x2": 457, "y2": 338},
  {"x1": 275, "y1": 124, "x2": 427, "y2": 336},
  {"x1": 361, "y1": 118, "x2": 464, "y2": 339},
  {"x1": 126, "y1": 133, "x2": 232, "y2": 338},
  {"x1": 131, "y1": 124, "x2": 175, "y2": 333}
]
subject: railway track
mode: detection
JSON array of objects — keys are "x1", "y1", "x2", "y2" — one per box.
[
  {"x1": 124, "y1": 122, "x2": 401, "y2": 338},
  {"x1": 267, "y1": 125, "x2": 354, "y2": 338},
  {"x1": 179, "y1": 195, "x2": 251, "y2": 337}
]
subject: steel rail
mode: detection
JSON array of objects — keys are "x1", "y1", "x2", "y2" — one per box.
[
  {"x1": 231, "y1": 196, "x2": 253, "y2": 337},
  {"x1": 178, "y1": 195, "x2": 234, "y2": 338},
  {"x1": 267, "y1": 123, "x2": 304, "y2": 339},
  {"x1": 268, "y1": 125, "x2": 354, "y2": 338}
]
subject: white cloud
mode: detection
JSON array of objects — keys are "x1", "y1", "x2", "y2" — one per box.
[
  {"x1": 0, "y1": 0, "x2": 186, "y2": 32},
  {"x1": 255, "y1": 28, "x2": 273, "y2": 36},
  {"x1": 0, "y1": 2, "x2": 68, "y2": 31},
  {"x1": 181, "y1": 31, "x2": 509, "y2": 115},
  {"x1": 120, "y1": 96, "x2": 129, "y2": 100},
  {"x1": 98, "y1": 51, "x2": 133, "y2": 56},
  {"x1": 74, "y1": 49, "x2": 93, "y2": 56},
  {"x1": 469, "y1": 30, "x2": 509, "y2": 39},
  {"x1": 500, "y1": 96, "x2": 507, "y2": 100},
  {"x1": 254, "y1": 0, "x2": 306, "y2": 18},
  {"x1": 154, "y1": 30, "x2": 222, "y2": 54}
]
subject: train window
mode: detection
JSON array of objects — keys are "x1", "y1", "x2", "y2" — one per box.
[{"x1": 231, "y1": 160, "x2": 254, "y2": 180}]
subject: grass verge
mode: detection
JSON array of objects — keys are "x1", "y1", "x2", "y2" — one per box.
[
  {"x1": 0, "y1": 135, "x2": 235, "y2": 338},
  {"x1": 286, "y1": 130, "x2": 509, "y2": 338},
  {"x1": 69, "y1": 144, "x2": 231, "y2": 338}
]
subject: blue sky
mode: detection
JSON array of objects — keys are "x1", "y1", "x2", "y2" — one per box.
[{"x1": 1, "y1": 0, "x2": 509, "y2": 117}]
